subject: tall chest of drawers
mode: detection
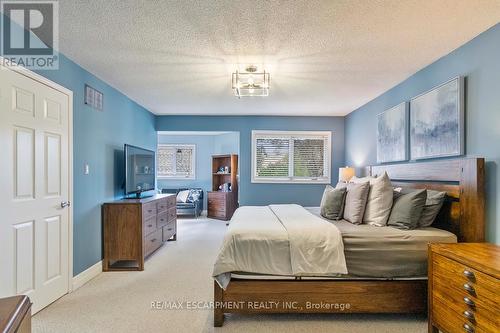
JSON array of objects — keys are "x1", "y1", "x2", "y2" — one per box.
[
  {"x1": 103, "y1": 194, "x2": 177, "y2": 271},
  {"x1": 428, "y1": 243, "x2": 499, "y2": 333}
]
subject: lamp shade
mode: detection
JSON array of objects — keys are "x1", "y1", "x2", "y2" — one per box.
[{"x1": 338, "y1": 167, "x2": 355, "y2": 182}]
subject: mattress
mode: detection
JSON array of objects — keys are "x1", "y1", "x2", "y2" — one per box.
[
  {"x1": 227, "y1": 207, "x2": 457, "y2": 281},
  {"x1": 305, "y1": 207, "x2": 457, "y2": 278}
]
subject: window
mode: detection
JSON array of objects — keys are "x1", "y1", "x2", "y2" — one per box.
[
  {"x1": 252, "y1": 130, "x2": 331, "y2": 184},
  {"x1": 157, "y1": 144, "x2": 196, "y2": 179}
]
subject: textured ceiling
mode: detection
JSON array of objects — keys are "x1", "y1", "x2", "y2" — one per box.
[{"x1": 59, "y1": 1, "x2": 500, "y2": 116}]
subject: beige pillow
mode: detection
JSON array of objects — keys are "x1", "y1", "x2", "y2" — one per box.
[
  {"x1": 337, "y1": 182, "x2": 370, "y2": 225},
  {"x1": 362, "y1": 172, "x2": 393, "y2": 226}
]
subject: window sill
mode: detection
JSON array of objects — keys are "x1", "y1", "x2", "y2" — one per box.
[
  {"x1": 158, "y1": 176, "x2": 196, "y2": 180},
  {"x1": 251, "y1": 178, "x2": 331, "y2": 184}
]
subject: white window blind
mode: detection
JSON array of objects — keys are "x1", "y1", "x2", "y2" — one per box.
[
  {"x1": 252, "y1": 131, "x2": 331, "y2": 183},
  {"x1": 157, "y1": 144, "x2": 196, "y2": 179}
]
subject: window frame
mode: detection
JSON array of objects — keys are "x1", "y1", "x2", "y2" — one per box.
[
  {"x1": 157, "y1": 144, "x2": 196, "y2": 180},
  {"x1": 251, "y1": 130, "x2": 331, "y2": 184}
]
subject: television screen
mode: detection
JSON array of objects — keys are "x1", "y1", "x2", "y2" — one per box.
[{"x1": 125, "y1": 144, "x2": 155, "y2": 195}]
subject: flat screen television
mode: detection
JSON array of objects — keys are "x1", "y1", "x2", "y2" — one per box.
[{"x1": 124, "y1": 144, "x2": 155, "y2": 198}]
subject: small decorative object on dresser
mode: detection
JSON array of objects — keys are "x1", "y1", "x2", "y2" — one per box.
[
  {"x1": 428, "y1": 243, "x2": 499, "y2": 333},
  {"x1": 208, "y1": 154, "x2": 238, "y2": 221},
  {"x1": 0, "y1": 296, "x2": 31, "y2": 333},
  {"x1": 102, "y1": 194, "x2": 177, "y2": 271}
]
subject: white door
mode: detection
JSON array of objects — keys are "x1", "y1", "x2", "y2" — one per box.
[{"x1": 0, "y1": 64, "x2": 71, "y2": 314}]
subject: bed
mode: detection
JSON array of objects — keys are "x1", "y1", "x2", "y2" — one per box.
[{"x1": 213, "y1": 157, "x2": 485, "y2": 327}]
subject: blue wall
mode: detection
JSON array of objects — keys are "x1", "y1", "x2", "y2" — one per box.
[
  {"x1": 157, "y1": 133, "x2": 239, "y2": 207},
  {"x1": 156, "y1": 116, "x2": 345, "y2": 206},
  {"x1": 345, "y1": 24, "x2": 500, "y2": 244},
  {"x1": 35, "y1": 55, "x2": 156, "y2": 275},
  {"x1": 214, "y1": 132, "x2": 240, "y2": 155}
]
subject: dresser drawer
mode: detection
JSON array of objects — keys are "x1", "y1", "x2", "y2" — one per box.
[
  {"x1": 433, "y1": 279, "x2": 498, "y2": 333},
  {"x1": 208, "y1": 207, "x2": 226, "y2": 219},
  {"x1": 144, "y1": 229, "x2": 162, "y2": 257},
  {"x1": 157, "y1": 211, "x2": 169, "y2": 228},
  {"x1": 166, "y1": 195, "x2": 176, "y2": 208},
  {"x1": 143, "y1": 202, "x2": 157, "y2": 220},
  {"x1": 208, "y1": 193, "x2": 226, "y2": 211},
  {"x1": 167, "y1": 207, "x2": 176, "y2": 221},
  {"x1": 157, "y1": 198, "x2": 169, "y2": 214},
  {"x1": 433, "y1": 254, "x2": 499, "y2": 307},
  {"x1": 432, "y1": 297, "x2": 489, "y2": 333},
  {"x1": 143, "y1": 216, "x2": 156, "y2": 236},
  {"x1": 162, "y1": 220, "x2": 176, "y2": 242},
  {"x1": 432, "y1": 254, "x2": 499, "y2": 333}
]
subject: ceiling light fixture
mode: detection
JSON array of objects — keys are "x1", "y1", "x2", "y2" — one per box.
[{"x1": 232, "y1": 65, "x2": 270, "y2": 98}]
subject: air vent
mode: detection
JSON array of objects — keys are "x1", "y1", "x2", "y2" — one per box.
[{"x1": 84, "y1": 84, "x2": 103, "y2": 111}]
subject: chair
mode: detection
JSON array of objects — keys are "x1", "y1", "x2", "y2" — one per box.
[{"x1": 161, "y1": 188, "x2": 203, "y2": 217}]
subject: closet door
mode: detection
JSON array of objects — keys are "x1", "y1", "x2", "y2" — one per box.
[{"x1": 0, "y1": 65, "x2": 71, "y2": 314}]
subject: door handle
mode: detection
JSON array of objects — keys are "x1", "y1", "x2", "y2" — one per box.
[{"x1": 61, "y1": 201, "x2": 71, "y2": 208}]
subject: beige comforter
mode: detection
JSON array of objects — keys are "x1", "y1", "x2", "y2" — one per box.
[{"x1": 212, "y1": 204, "x2": 348, "y2": 289}]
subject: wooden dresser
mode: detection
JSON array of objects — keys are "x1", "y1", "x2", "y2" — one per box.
[
  {"x1": 0, "y1": 296, "x2": 31, "y2": 333},
  {"x1": 428, "y1": 243, "x2": 499, "y2": 333},
  {"x1": 102, "y1": 194, "x2": 176, "y2": 271}
]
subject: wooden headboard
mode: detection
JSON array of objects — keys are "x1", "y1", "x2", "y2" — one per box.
[{"x1": 367, "y1": 157, "x2": 485, "y2": 242}]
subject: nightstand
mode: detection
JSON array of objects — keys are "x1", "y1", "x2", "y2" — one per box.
[{"x1": 428, "y1": 243, "x2": 499, "y2": 333}]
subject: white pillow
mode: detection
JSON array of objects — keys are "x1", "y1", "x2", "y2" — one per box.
[
  {"x1": 176, "y1": 190, "x2": 190, "y2": 203},
  {"x1": 362, "y1": 172, "x2": 393, "y2": 226}
]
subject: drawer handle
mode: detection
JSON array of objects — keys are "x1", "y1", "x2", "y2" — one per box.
[
  {"x1": 148, "y1": 224, "x2": 153, "y2": 228},
  {"x1": 463, "y1": 270, "x2": 475, "y2": 281},
  {"x1": 463, "y1": 283, "x2": 476, "y2": 295},
  {"x1": 463, "y1": 310, "x2": 475, "y2": 321},
  {"x1": 463, "y1": 323, "x2": 474, "y2": 333},
  {"x1": 463, "y1": 297, "x2": 475, "y2": 307},
  {"x1": 150, "y1": 238, "x2": 157, "y2": 242},
  {"x1": 148, "y1": 210, "x2": 153, "y2": 213},
  {"x1": 167, "y1": 228, "x2": 173, "y2": 231}
]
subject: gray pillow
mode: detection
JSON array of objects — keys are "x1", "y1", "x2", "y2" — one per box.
[
  {"x1": 337, "y1": 182, "x2": 370, "y2": 225},
  {"x1": 320, "y1": 185, "x2": 347, "y2": 220},
  {"x1": 418, "y1": 190, "x2": 446, "y2": 227},
  {"x1": 388, "y1": 189, "x2": 427, "y2": 230}
]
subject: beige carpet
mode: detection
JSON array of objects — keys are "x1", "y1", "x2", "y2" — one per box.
[{"x1": 33, "y1": 216, "x2": 427, "y2": 333}]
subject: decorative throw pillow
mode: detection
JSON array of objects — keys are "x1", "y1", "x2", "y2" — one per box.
[
  {"x1": 418, "y1": 190, "x2": 447, "y2": 227},
  {"x1": 176, "y1": 190, "x2": 190, "y2": 203},
  {"x1": 320, "y1": 185, "x2": 347, "y2": 220},
  {"x1": 337, "y1": 182, "x2": 370, "y2": 225},
  {"x1": 388, "y1": 189, "x2": 427, "y2": 230},
  {"x1": 187, "y1": 189, "x2": 202, "y2": 203},
  {"x1": 362, "y1": 172, "x2": 393, "y2": 226}
]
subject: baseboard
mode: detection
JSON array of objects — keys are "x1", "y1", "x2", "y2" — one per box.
[{"x1": 72, "y1": 260, "x2": 102, "y2": 291}]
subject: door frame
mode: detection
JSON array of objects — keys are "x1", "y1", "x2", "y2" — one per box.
[{"x1": 1, "y1": 56, "x2": 74, "y2": 292}]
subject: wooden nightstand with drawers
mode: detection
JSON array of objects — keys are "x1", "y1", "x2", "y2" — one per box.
[{"x1": 428, "y1": 243, "x2": 499, "y2": 333}]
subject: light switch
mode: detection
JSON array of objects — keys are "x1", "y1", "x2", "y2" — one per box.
[{"x1": 84, "y1": 163, "x2": 90, "y2": 175}]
